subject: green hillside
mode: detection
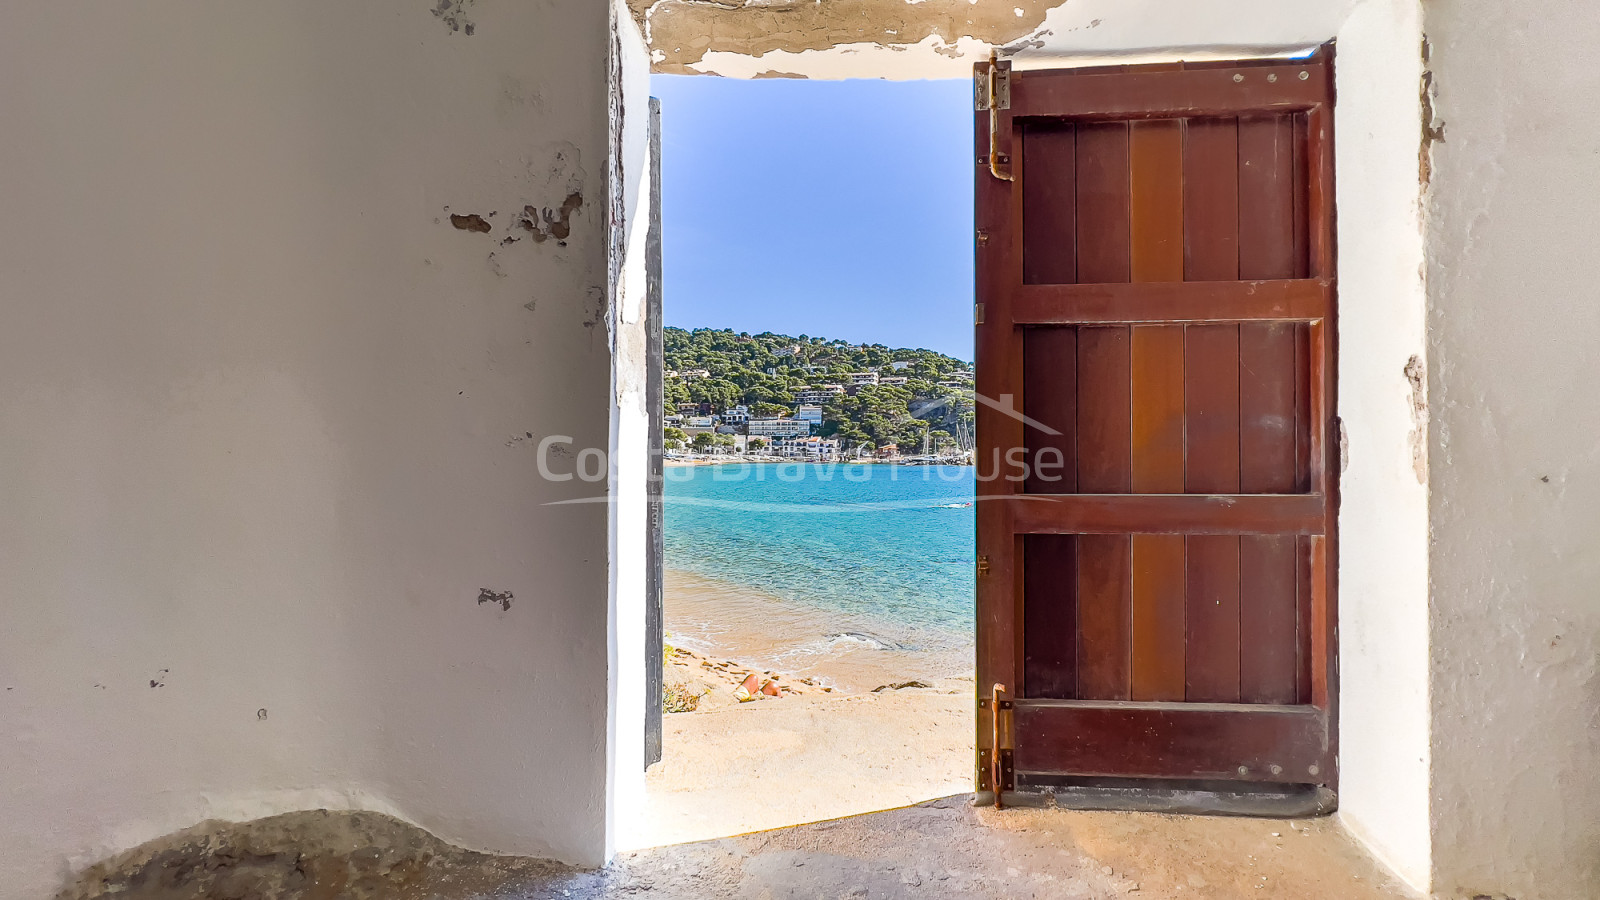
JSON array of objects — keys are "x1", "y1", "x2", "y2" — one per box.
[{"x1": 664, "y1": 327, "x2": 974, "y2": 452}]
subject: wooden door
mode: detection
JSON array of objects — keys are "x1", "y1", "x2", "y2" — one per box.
[{"x1": 974, "y1": 54, "x2": 1337, "y2": 806}]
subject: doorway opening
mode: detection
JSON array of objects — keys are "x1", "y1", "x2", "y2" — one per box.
[{"x1": 626, "y1": 74, "x2": 982, "y2": 850}]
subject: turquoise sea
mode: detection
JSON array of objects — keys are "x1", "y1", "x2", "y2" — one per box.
[{"x1": 662, "y1": 463, "x2": 975, "y2": 681}]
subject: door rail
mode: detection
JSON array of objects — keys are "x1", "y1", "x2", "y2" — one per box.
[
  {"x1": 1009, "y1": 493, "x2": 1326, "y2": 535},
  {"x1": 1013, "y1": 701, "x2": 1332, "y2": 785},
  {"x1": 1011, "y1": 278, "x2": 1330, "y2": 325},
  {"x1": 1011, "y1": 61, "x2": 1331, "y2": 120}
]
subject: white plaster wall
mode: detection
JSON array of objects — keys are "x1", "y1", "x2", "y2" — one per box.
[
  {"x1": 0, "y1": 2, "x2": 615, "y2": 896},
  {"x1": 1329, "y1": 1, "x2": 1433, "y2": 892},
  {"x1": 1424, "y1": 2, "x2": 1600, "y2": 897}
]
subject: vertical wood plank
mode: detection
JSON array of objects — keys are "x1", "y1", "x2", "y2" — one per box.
[
  {"x1": 1131, "y1": 533, "x2": 1186, "y2": 701},
  {"x1": 1236, "y1": 113, "x2": 1303, "y2": 705},
  {"x1": 1130, "y1": 120, "x2": 1185, "y2": 283},
  {"x1": 1241, "y1": 534, "x2": 1299, "y2": 704},
  {"x1": 1182, "y1": 119, "x2": 1243, "y2": 703},
  {"x1": 1238, "y1": 116, "x2": 1296, "y2": 281},
  {"x1": 1022, "y1": 122, "x2": 1078, "y2": 285},
  {"x1": 1185, "y1": 535, "x2": 1241, "y2": 702},
  {"x1": 1130, "y1": 328, "x2": 1185, "y2": 492},
  {"x1": 1024, "y1": 535, "x2": 1078, "y2": 699},
  {"x1": 1184, "y1": 326, "x2": 1242, "y2": 702},
  {"x1": 1022, "y1": 326, "x2": 1078, "y2": 699},
  {"x1": 1073, "y1": 122, "x2": 1135, "y2": 701},
  {"x1": 1183, "y1": 117, "x2": 1240, "y2": 283},
  {"x1": 1239, "y1": 324, "x2": 1300, "y2": 703},
  {"x1": 1023, "y1": 328, "x2": 1078, "y2": 494},
  {"x1": 1077, "y1": 122, "x2": 1131, "y2": 284},
  {"x1": 1076, "y1": 534, "x2": 1132, "y2": 700},
  {"x1": 1129, "y1": 324, "x2": 1185, "y2": 491},
  {"x1": 1128, "y1": 119, "x2": 1185, "y2": 701}
]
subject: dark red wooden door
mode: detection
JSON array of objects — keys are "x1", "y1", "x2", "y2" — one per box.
[{"x1": 975, "y1": 55, "x2": 1337, "y2": 802}]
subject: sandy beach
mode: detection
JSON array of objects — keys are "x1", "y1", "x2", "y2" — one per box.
[{"x1": 629, "y1": 570, "x2": 974, "y2": 849}]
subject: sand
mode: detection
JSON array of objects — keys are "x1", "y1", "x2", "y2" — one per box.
[{"x1": 625, "y1": 573, "x2": 975, "y2": 850}]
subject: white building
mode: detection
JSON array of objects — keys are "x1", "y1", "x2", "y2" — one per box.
[
  {"x1": 747, "y1": 417, "x2": 809, "y2": 438},
  {"x1": 795, "y1": 385, "x2": 844, "y2": 405},
  {"x1": 879, "y1": 376, "x2": 908, "y2": 386},
  {"x1": 848, "y1": 372, "x2": 879, "y2": 386},
  {"x1": 770, "y1": 435, "x2": 841, "y2": 461},
  {"x1": 720, "y1": 405, "x2": 750, "y2": 425},
  {"x1": 686, "y1": 416, "x2": 714, "y2": 429},
  {"x1": 794, "y1": 405, "x2": 823, "y2": 426},
  {"x1": 890, "y1": 361, "x2": 912, "y2": 371}
]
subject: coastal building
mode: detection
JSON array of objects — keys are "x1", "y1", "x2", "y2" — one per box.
[
  {"x1": 876, "y1": 443, "x2": 900, "y2": 459},
  {"x1": 686, "y1": 416, "x2": 714, "y2": 429},
  {"x1": 795, "y1": 385, "x2": 844, "y2": 405},
  {"x1": 770, "y1": 435, "x2": 840, "y2": 461},
  {"x1": 879, "y1": 376, "x2": 908, "y2": 386},
  {"x1": 848, "y1": 372, "x2": 879, "y2": 386},
  {"x1": 890, "y1": 361, "x2": 912, "y2": 371},
  {"x1": 794, "y1": 405, "x2": 823, "y2": 427},
  {"x1": 720, "y1": 405, "x2": 750, "y2": 425},
  {"x1": 746, "y1": 417, "x2": 809, "y2": 438}
]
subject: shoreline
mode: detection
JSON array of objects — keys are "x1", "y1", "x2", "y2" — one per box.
[
  {"x1": 662, "y1": 568, "x2": 974, "y2": 699},
  {"x1": 664, "y1": 457, "x2": 974, "y2": 467},
  {"x1": 642, "y1": 569, "x2": 974, "y2": 848}
]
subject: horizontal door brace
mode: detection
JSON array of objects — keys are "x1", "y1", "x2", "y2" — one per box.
[
  {"x1": 1011, "y1": 279, "x2": 1330, "y2": 325},
  {"x1": 1009, "y1": 493, "x2": 1326, "y2": 536}
]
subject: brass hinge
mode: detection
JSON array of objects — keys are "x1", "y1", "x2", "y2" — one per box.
[
  {"x1": 973, "y1": 303, "x2": 986, "y2": 325},
  {"x1": 973, "y1": 59, "x2": 1011, "y2": 111},
  {"x1": 976, "y1": 684, "x2": 1015, "y2": 804},
  {"x1": 976, "y1": 554, "x2": 990, "y2": 576},
  {"x1": 975, "y1": 53, "x2": 1015, "y2": 183}
]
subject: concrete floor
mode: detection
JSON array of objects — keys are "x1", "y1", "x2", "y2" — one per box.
[{"x1": 61, "y1": 797, "x2": 1416, "y2": 900}]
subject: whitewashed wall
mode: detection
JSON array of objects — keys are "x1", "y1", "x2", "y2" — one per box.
[
  {"x1": 0, "y1": 3, "x2": 616, "y2": 897},
  {"x1": 1424, "y1": 2, "x2": 1600, "y2": 897}
]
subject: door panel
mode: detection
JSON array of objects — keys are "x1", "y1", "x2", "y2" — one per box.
[{"x1": 976, "y1": 54, "x2": 1337, "y2": 797}]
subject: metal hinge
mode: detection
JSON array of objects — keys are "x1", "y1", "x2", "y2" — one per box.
[
  {"x1": 973, "y1": 303, "x2": 985, "y2": 325},
  {"x1": 973, "y1": 61, "x2": 1011, "y2": 111},
  {"x1": 976, "y1": 684, "x2": 1015, "y2": 803},
  {"x1": 976, "y1": 554, "x2": 991, "y2": 576}
]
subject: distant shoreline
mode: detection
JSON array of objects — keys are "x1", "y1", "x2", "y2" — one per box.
[
  {"x1": 663, "y1": 458, "x2": 974, "y2": 468},
  {"x1": 662, "y1": 568, "x2": 974, "y2": 695}
]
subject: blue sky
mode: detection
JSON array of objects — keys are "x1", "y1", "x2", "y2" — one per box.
[{"x1": 652, "y1": 75, "x2": 975, "y2": 361}]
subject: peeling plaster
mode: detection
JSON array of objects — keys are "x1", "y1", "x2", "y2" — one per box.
[
  {"x1": 632, "y1": 1, "x2": 1361, "y2": 79},
  {"x1": 518, "y1": 192, "x2": 585, "y2": 244},
  {"x1": 431, "y1": 0, "x2": 476, "y2": 36},
  {"x1": 629, "y1": 0, "x2": 1059, "y2": 74},
  {"x1": 450, "y1": 213, "x2": 493, "y2": 233},
  {"x1": 476, "y1": 588, "x2": 514, "y2": 611},
  {"x1": 1404, "y1": 354, "x2": 1428, "y2": 485}
]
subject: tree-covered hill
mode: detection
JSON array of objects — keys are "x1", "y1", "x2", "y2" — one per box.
[{"x1": 664, "y1": 327, "x2": 974, "y2": 452}]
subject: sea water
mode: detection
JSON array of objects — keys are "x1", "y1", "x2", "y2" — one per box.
[{"x1": 662, "y1": 462, "x2": 975, "y2": 686}]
